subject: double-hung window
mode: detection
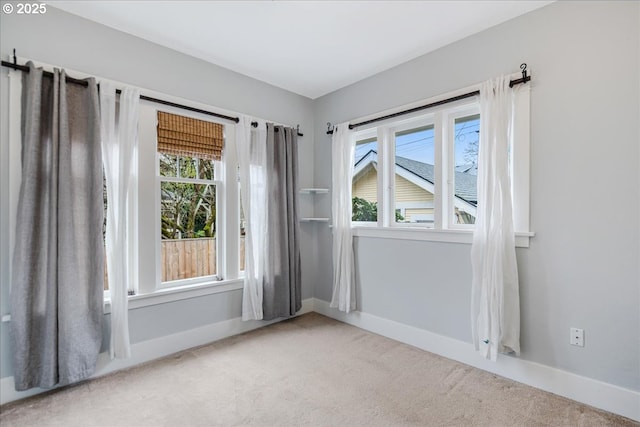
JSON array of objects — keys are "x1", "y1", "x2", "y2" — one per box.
[
  {"x1": 155, "y1": 111, "x2": 225, "y2": 289},
  {"x1": 158, "y1": 152, "x2": 220, "y2": 285},
  {"x1": 350, "y1": 86, "x2": 531, "y2": 247},
  {"x1": 137, "y1": 104, "x2": 241, "y2": 294}
]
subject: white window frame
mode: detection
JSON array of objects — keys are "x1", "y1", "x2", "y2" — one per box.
[
  {"x1": 140, "y1": 103, "x2": 241, "y2": 293},
  {"x1": 156, "y1": 153, "x2": 222, "y2": 289},
  {"x1": 445, "y1": 105, "x2": 481, "y2": 230},
  {"x1": 350, "y1": 81, "x2": 533, "y2": 248},
  {"x1": 351, "y1": 129, "x2": 380, "y2": 226},
  {"x1": 388, "y1": 115, "x2": 436, "y2": 228},
  {"x1": 118, "y1": 100, "x2": 242, "y2": 299}
]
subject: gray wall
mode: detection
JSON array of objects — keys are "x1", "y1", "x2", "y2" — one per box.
[
  {"x1": 313, "y1": 1, "x2": 639, "y2": 391},
  {"x1": 0, "y1": 6, "x2": 316, "y2": 379}
]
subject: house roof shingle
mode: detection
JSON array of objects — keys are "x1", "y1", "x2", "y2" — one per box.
[
  {"x1": 355, "y1": 150, "x2": 477, "y2": 205},
  {"x1": 394, "y1": 155, "x2": 477, "y2": 205}
]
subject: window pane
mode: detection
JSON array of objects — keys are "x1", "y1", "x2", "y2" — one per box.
[
  {"x1": 160, "y1": 181, "x2": 217, "y2": 281},
  {"x1": 159, "y1": 153, "x2": 177, "y2": 177},
  {"x1": 352, "y1": 138, "x2": 378, "y2": 222},
  {"x1": 394, "y1": 125, "x2": 435, "y2": 225},
  {"x1": 453, "y1": 114, "x2": 479, "y2": 224},
  {"x1": 198, "y1": 159, "x2": 215, "y2": 180},
  {"x1": 179, "y1": 156, "x2": 197, "y2": 179}
]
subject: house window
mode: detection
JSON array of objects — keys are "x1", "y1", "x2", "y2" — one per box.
[
  {"x1": 349, "y1": 85, "x2": 531, "y2": 246},
  {"x1": 393, "y1": 124, "x2": 435, "y2": 225},
  {"x1": 351, "y1": 103, "x2": 481, "y2": 231},
  {"x1": 451, "y1": 113, "x2": 479, "y2": 225},
  {"x1": 352, "y1": 135, "x2": 378, "y2": 222},
  {"x1": 159, "y1": 153, "x2": 219, "y2": 284},
  {"x1": 148, "y1": 108, "x2": 242, "y2": 293}
]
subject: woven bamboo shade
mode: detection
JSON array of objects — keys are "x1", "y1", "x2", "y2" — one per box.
[{"x1": 157, "y1": 111, "x2": 224, "y2": 161}]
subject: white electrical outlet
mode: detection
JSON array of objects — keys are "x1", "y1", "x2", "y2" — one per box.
[{"x1": 570, "y1": 327, "x2": 584, "y2": 347}]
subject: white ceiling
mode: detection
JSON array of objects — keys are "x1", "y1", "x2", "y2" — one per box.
[{"x1": 49, "y1": 1, "x2": 552, "y2": 99}]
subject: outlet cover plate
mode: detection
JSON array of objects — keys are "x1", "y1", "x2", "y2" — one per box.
[{"x1": 570, "y1": 327, "x2": 584, "y2": 347}]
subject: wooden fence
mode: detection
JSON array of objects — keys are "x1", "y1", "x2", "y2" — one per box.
[
  {"x1": 161, "y1": 237, "x2": 245, "y2": 282},
  {"x1": 105, "y1": 238, "x2": 245, "y2": 289}
]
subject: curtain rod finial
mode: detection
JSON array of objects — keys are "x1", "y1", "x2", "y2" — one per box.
[{"x1": 520, "y1": 63, "x2": 528, "y2": 80}]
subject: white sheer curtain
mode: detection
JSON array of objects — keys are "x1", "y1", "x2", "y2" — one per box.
[
  {"x1": 237, "y1": 116, "x2": 268, "y2": 320},
  {"x1": 471, "y1": 76, "x2": 520, "y2": 361},
  {"x1": 100, "y1": 82, "x2": 140, "y2": 359},
  {"x1": 330, "y1": 123, "x2": 356, "y2": 313}
]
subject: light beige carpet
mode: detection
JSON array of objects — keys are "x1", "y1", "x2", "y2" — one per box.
[{"x1": 0, "y1": 313, "x2": 637, "y2": 427}]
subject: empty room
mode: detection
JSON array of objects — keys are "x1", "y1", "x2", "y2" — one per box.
[{"x1": 0, "y1": 1, "x2": 638, "y2": 425}]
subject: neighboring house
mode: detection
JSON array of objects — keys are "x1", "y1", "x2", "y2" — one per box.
[{"x1": 352, "y1": 150, "x2": 477, "y2": 224}]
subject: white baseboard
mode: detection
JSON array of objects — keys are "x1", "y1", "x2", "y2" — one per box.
[
  {"x1": 313, "y1": 298, "x2": 640, "y2": 422},
  {"x1": 0, "y1": 298, "x2": 314, "y2": 406}
]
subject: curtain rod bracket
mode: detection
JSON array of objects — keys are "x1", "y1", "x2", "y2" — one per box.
[
  {"x1": 13, "y1": 48, "x2": 16, "y2": 65},
  {"x1": 520, "y1": 63, "x2": 528, "y2": 81}
]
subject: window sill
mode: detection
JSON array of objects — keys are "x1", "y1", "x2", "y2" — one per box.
[
  {"x1": 103, "y1": 278, "x2": 244, "y2": 314},
  {"x1": 352, "y1": 226, "x2": 534, "y2": 248}
]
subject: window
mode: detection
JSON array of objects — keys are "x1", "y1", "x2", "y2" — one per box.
[
  {"x1": 394, "y1": 124, "x2": 435, "y2": 225},
  {"x1": 159, "y1": 153, "x2": 218, "y2": 284},
  {"x1": 350, "y1": 86, "x2": 531, "y2": 247},
  {"x1": 451, "y1": 113, "x2": 479, "y2": 226},
  {"x1": 351, "y1": 104, "x2": 479, "y2": 230},
  {"x1": 156, "y1": 111, "x2": 226, "y2": 288},
  {"x1": 140, "y1": 103, "x2": 241, "y2": 295},
  {"x1": 352, "y1": 135, "x2": 378, "y2": 222}
]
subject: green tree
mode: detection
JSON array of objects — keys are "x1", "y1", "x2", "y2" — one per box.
[
  {"x1": 352, "y1": 197, "x2": 404, "y2": 222},
  {"x1": 160, "y1": 154, "x2": 216, "y2": 239},
  {"x1": 352, "y1": 197, "x2": 377, "y2": 221}
]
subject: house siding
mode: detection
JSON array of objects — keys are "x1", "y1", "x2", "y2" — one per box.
[
  {"x1": 403, "y1": 208, "x2": 434, "y2": 223},
  {"x1": 352, "y1": 167, "x2": 377, "y2": 202},
  {"x1": 354, "y1": 169, "x2": 435, "y2": 223},
  {"x1": 395, "y1": 174, "x2": 433, "y2": 202},
  {"x1": 353, "y1": 169, "x2": 434, "y2": 202}
]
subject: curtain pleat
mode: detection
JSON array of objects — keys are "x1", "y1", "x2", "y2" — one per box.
[
  {"x1": 11, "y1": 62, "x2": 103, "y2": 390},
  {"x1": 100, "y1": 82, "x2": 140, "y2": 359},
  {"x1": 471, "y1": 76, "x2": 520, "y2": 361},
  {"x1": 262, "y1": 124, "x2": 301, "y2": 320},
  {"x1": 237, "y1": 117, "x2": 267, "y2": 320},
  {"x1": 330, "y1": 124, "x2": 356, "y2": 313}
]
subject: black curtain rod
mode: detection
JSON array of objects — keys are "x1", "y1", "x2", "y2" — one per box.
[
  {"x1": 327, "y1": 64, "x2": 531, "y2": 135},
  {"x1": 250, "y1": 121, "x2": 303, "y2": 137},
  {"x1": 0, "y1": 60, "x2": 240, "y2": 124},
  {"x1": 1, "y1": 58, "x2": 303, "y2": 136}
]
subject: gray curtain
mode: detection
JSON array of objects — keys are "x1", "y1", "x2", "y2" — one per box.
[
  {"x1": 11, "y1": 63, "x2": 104, "y2": 390},
  {"x1": 263, "y1": 124, "x2": 301, "y2": 320}
]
